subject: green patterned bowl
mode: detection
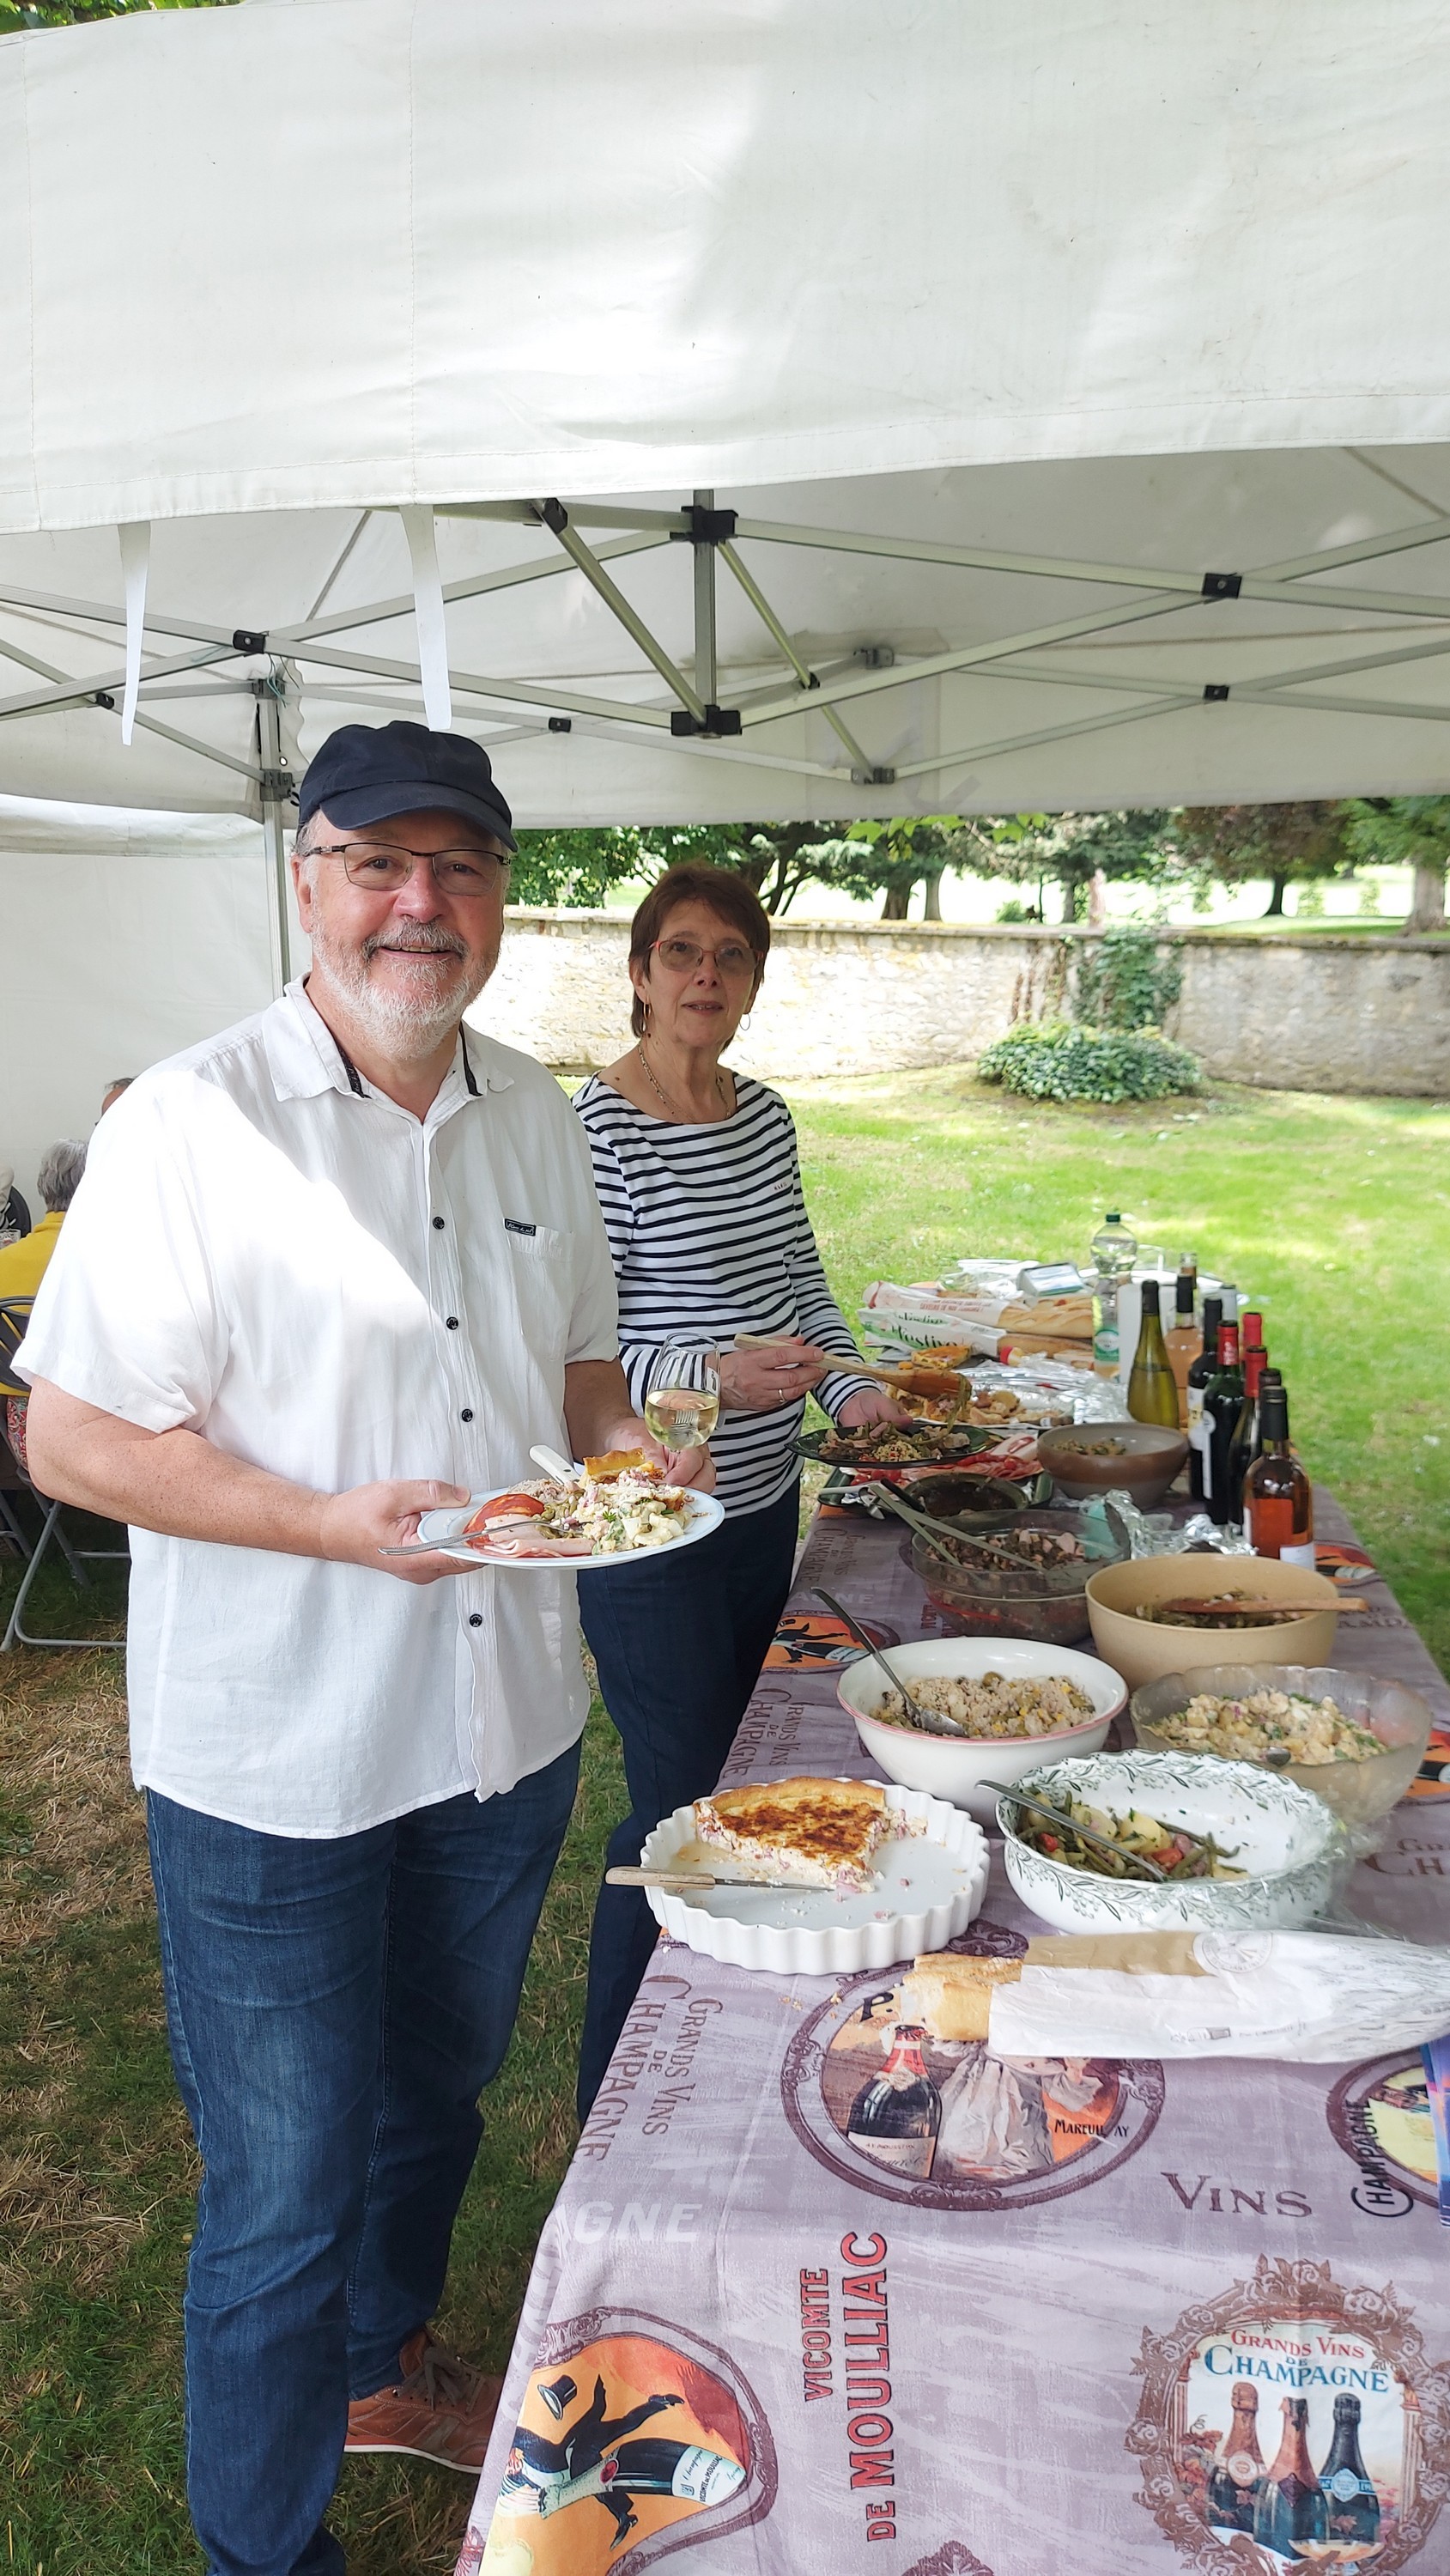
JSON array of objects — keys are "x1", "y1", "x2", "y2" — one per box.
[{"x1": 998, "y1": 1749, "x2": 1348, "y2": 1933}]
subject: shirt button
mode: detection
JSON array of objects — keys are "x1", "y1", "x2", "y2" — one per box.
[
  {"x1": 446, "y1": 1315, "x2": 460, "y2": 1329},
  {"x1": 460, "y1": 1407, "x2": 474, "y2": 1423},
  {"x1": 468, "y1": 1611, "x2": 482, "y2": 1628},
  {"x1": 433, "y1": 1215, "x2": 446, "y2": 1230}
]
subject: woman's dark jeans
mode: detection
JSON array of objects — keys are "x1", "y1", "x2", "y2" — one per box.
[{"x1": 576, "y1": 1479, "x2": 798, "y2": 2119}]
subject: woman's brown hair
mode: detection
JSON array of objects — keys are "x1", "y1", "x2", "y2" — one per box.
[{"x1": 628, "y1": 864, "x2": 770, "y2": 1037}]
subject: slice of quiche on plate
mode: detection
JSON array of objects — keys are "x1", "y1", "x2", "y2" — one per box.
[{"x1": 694, "y1": 1775, "x2": 917, "y2": 1895}]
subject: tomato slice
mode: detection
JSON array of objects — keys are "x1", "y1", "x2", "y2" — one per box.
[{"x1": 464, "y1": 1492, "x2": 547, "y2": 1533}]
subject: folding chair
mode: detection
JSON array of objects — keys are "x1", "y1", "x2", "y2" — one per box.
[{"x1": 0, "y1": 1296, "x2": 128, "y2": 1651}]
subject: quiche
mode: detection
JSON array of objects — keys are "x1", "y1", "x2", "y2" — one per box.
[{"x1": 694, "y1": 1776, "x2": 903, "y2": 1893}]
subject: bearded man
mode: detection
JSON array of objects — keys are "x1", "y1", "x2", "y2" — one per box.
[{"x1": 17, "y1": 722, "x2": 711, "y2": 2576}]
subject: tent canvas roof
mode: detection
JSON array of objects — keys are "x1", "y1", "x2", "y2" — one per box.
[{"x1": 0, "y1": 0, "x2": 1447, "y2": 830}]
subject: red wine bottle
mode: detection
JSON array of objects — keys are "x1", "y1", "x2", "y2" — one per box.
[
  {"x1": 1226, "y1": 1341, "x2": 1269, "y2": 1524},
  {"x1": 846, "y1": 2024, "x2": 941, "y2": 2177},
  {"x1": 1202, "y1": 1321, "x2": 1244, "y2": 1526}
]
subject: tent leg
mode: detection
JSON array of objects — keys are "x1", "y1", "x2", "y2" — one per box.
[
  {"x1": 257, "y1": 679, "x2": 293, "y2": 987},
  {"x1": 693, "y1": 488, "x2": 718, "y2": 709}
]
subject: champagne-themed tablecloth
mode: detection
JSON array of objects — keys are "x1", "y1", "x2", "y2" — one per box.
[{"x1": 458, "y1": 1491, "x2": 1450, "y2": 2576}]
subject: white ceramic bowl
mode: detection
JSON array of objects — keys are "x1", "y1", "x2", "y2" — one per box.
[
  {"x1": 639, "y1": 1783, "x2": 989, "y2": 1972},
  {"x1": 835, "y1": 1637, "x2": 1126, "y2": 1820},
  {"x1": 998, "y1": 1749, "x2": 1349, "y2": 1933}
]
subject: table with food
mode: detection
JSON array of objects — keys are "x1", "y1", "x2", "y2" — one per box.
[{"x1": 457, "y1": 1239, "x2": 1450, "y2": 2576}]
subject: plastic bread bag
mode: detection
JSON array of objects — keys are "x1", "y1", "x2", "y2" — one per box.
[{"x1": 986, "y1": 1925, "x2": 1450, "y2": 2064}]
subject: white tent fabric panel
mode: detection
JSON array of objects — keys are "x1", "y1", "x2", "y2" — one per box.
[
  {"x1": 1, "y1": 1, "x2": 1449, "y2": 828},
  {"x1": 0, "y1": 803, "x2": 281, "y2": 1207},
  {"x1": 5, "y1": 0, "x2": 1450, "y2": 526}
]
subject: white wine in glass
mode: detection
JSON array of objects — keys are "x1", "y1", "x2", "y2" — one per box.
[{"x1": 643, "y1": 1350, "x2": 721, "y2": 1449}]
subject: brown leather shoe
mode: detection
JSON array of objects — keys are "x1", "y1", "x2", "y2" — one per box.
[{"x1": 344, "y1": 2331, "x2": 503, "y2": 2474}]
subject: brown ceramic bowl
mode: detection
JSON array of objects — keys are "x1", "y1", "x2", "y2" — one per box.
[
  {"x1": 1085, "y1": 1554, "x2": 1340, "y2": 1691},
  {"x1": 1035, "y1": 1421, "x2": 1189, "y2": 1510}
]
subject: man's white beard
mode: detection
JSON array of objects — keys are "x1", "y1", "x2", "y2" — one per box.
[{"x1": 309, "y1": 920, "x2": 492, "y2": 1060}]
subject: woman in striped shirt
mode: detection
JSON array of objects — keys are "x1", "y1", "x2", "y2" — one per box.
[{"x1": 573, "y1": 863, "x2": 904, "y2": 2114}]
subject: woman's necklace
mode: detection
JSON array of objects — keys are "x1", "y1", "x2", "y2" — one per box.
[{"x1": 635, "y1": 1041, "x2": 731, "y2": 1121}]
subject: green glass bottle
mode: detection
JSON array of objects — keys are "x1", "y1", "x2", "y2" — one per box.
[{"x1": 1127, "y1": 1279, "x2": 1180, "y2": 1428}]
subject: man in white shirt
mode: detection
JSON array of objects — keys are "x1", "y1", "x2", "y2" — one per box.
[{"x1": 18, "y1": 721, "x2": 709, "y2": 2576}]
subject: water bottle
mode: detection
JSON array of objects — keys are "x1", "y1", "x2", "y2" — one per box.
[{"x1": 1089, "y1": 1212, "x2": 1138, "y2": 1375}]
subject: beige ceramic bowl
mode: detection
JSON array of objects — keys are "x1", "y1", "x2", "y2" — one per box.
[{"x1": 1084, "y1": 1552, "x2": 1339, "y2": 1690}]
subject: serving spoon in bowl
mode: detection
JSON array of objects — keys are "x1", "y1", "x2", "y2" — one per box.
[{"x1": 815, "y1": 1587, "x2": 968, "y2": 1738}]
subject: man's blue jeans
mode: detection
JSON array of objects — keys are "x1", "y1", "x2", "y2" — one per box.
[{"x1": 146, "y1": 1742, "x2": 579, "y2": 2576}]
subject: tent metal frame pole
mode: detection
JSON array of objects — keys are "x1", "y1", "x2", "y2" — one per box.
[
  {"x1": 716, "y1": 539, "x2": 880, "y2": 778},
  {"x1": 727, "y1": 513, "x2": 1450, "y2": 623},
  {"x1": 289, "y1": 679, "x2": 852, "y2": 781},
  {"x1": 908, "y1": 694, "x2": 1192, "y2": 783},
  {"x1": 276, "y1": 528, "x2": 672, "y2": 648},
  {"x1": 692, "y1": 489, "x2": 718, "y2": 710},
  {"x1": 529, "y1": 501, "x2": 707, "y2": 723},
  {"x1": 257, "y1": 678, "x2": 292, "y2": 986},
  {"x1": 739, "y1": 590, "x2": 1200, "y2": 726},
  {"x1": 290, "y1": 635, "x2": 675, "y2": 728}
]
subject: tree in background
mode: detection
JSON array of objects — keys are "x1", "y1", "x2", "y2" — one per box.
[
  {"x1": 947, "y1": 809, "x2": 1179, "y2": 924},
  {"x1": 507, "y1": 820, "x2": 880, "y2": 916},
  {"x1": 1341, "y1": 797, "x2": 1450, "y2": 934},
  {"x1": 1170, "y1": 801, "x2": 1355, "y2": 918},
  {"x1": 793, "y1": 818, "x2": 962, "y2": 919},
  {"x1": 0, "y1": 0, "x2": 234, "y2": 24}
]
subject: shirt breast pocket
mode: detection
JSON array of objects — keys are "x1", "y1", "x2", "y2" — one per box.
[{"x1": 504, "y1": 1221, "x2": 574, "y2": 1338}]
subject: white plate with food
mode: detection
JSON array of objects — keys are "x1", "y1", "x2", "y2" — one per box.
[
  {"x1": 416, "y1": 1455, "x2": 725, "y2": 1569},
  {"x1": 636, "y1": 1776, "x2": 989, "y2": 1972},
  {"x1": 835, "y1": 1637, "x2": 1126, "y2": 1820}
]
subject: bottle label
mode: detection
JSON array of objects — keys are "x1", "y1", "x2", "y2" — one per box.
[
  {"x1": 1328, "y1": 2470, "x2": 1374, "y2": 2505},
  {"x1": 1227, "y1": 2454, "x2": 1263, "y2": 2488},
  {"x1": 845, "y1": 2131, "x2": 935, "y2": 2175},
  {"x1": 1247, "y1": 1496, "x2": 1313, "y2": 1559}
]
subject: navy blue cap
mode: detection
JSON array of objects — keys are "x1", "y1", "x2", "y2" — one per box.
[{"x1": 298, "y1": 721, "x2": 515, "y2": 850}]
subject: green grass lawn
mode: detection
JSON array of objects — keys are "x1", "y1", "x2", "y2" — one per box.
[{"x1": 1, "y1": 1072, "x2": 1446, "y2": 2572}]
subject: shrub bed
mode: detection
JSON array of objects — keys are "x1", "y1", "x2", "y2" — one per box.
[{"x1": 976, "y1": 1018, "x2": 1202, "y2": 1103}]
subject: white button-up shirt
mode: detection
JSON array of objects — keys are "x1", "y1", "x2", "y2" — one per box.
[{"x1": 16, "y1": 983, "x2": 620, "y2": 1837}]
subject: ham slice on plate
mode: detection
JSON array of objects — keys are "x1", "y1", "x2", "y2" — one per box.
[{"x1": 470, "y1": 1528, "x2": 594, "y2": 1558}]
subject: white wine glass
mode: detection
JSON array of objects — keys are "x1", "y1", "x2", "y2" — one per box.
[{"x1": 642, "y1": 1347, "x2": 721, "y2": 1453}]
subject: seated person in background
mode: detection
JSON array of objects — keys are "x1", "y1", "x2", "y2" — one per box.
[
  {"x1": 0, "y1": 1139, "x2": 87, "y2": 1471},
  {"x1": 0, "y1": 1140, "x2": 86, "y2": 1304},
  {"x1": 100, "y1": 1077, "x2": 134, "y2": 1116}
]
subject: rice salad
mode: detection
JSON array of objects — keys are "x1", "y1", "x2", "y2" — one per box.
[
  {"x1": 875, "y1": 1670, "x2": 1095, "y2": 1739},
  {"x1": 1149, "y1": 1686, "x2": 1382, "y2": 1767}
]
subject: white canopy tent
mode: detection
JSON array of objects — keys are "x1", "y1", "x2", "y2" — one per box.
[{"x1": 3, "y1": 0, "x2": 1449, "y2": 1071}]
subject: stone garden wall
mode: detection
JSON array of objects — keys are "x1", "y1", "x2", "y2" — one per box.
[{"x1": 471, "y1": 913, "x2": 1450, "y2": 1097}]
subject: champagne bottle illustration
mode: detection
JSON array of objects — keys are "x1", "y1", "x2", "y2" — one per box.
[
  {"x1": 1253, "y1": 2396, "x2": 1328, "y2": 2555},
  {"x1": 846, "y1": 2022, "x2": 941, "y2": 2178},
  {"x1": 1206, "y1": 2382, "x2": 1265, "y2": 2533},
  {"x1": 1319, "y1": 2393, "x2": 1381, "y2": 2546}
]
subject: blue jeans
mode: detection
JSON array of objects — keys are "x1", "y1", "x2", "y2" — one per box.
[
  {"x1": 146, "y1": 1743, "x2": 579, "y2": 2576},
  {"x1": 576, "y1": 1481, "x2": 798, "y2": 2119}
]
